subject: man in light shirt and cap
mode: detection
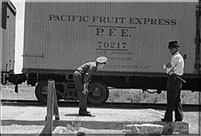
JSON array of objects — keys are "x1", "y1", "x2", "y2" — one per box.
[
  {"x1": 162, "y1": 40, "x2": 185, "y2": 122},
  {"x1": 73, "y1": 56, "x2": 108, "y2": 116}
]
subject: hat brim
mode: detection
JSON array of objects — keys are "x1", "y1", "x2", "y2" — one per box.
[{"x1": 168, "y1": 46, "x2": 180, "y2": 48}]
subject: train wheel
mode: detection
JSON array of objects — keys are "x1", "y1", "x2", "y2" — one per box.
[
  {"x1": 88, "y1": 81, "x2": 109, "y2": 105},
  {"x1": 35, "y1": 81, "x2": 48, "y2": 103},
  {"x1": 35, "y1": 81, "x2": 63, "y2": 103}
]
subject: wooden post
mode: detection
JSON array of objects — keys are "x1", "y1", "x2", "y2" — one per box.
[
  {"x1": 40, "y1": 80, "x2": 60, "y2": 135},
  {"x1": 54, "y1": 88, "x2": 60, "y2": 120}
]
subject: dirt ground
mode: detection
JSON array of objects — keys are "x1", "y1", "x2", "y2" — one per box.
[{"x1": 0, "y1": 84, "x2": 201, "y2": 135}]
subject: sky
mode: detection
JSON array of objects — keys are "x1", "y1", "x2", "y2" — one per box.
[{"x1": 11, "y1": 0, "x2": 25, "y2": 73}]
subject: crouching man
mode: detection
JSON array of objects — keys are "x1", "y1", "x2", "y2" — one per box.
[{"x1": 73, "y1": 56, "x2": 108, "y2": 116}]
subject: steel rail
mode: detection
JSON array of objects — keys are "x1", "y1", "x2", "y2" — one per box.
[{"x1": 1, "y1": 99, "x2": 200, "y2": 112}]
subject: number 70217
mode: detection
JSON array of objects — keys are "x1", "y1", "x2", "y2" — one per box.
[{"x1": 97, "y1": 41, "x2": 127, "y2": 50}]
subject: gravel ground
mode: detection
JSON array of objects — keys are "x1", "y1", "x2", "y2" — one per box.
[
  {"x1": 1, "y1": 83, "x2": 200, "y2": 104},
  {"x1": 1, "y1": 83, "x2": 36, "y2": 100}
]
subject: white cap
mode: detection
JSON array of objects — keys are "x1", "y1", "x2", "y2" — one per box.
[{"x1": 96, "y1": 56, "x2": 108, "y2": 64}]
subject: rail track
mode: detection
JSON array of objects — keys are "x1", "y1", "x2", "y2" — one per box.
[{"x1": 1, "y1": 99, "x2": 200, "y2": 112}]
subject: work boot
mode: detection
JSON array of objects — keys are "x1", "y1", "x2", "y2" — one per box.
[
  {"x1": 161, "y1": 118, "x2": 172, "y2": 123},
  {"x1": 79, "y1": 111, "x2": 92, "y2": 116}
]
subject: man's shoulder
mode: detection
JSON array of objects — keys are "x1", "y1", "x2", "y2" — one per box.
[
  {"x1": 174, "y1": 52, "x2": 183, "y2": 58},
  {"x1": 89, "y1": 62, "x2": 98, "y2": 71},
  {"x1": 173, "y1": 53, "x2": 184, "y2": 64},
  {"x1": 87, "y1": 62, "x2": 96, "y2": 66},
  {"x1": 81, "y1": 62, "x2": 96, "y2": 69}
]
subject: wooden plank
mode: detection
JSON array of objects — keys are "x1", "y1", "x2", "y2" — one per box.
[{"x1": 40, "y1": 80, "x2": 55, "y2": 135}]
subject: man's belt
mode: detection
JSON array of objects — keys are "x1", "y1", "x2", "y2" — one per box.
[
  {"x1": 75, "y1": 69, "x2": 83, "y2": 74},
  {"x1": 170, "y1": 74, "x2": 186, "y2": 83}
]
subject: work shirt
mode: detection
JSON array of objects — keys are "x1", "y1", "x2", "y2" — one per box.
[
  {"x1": 76, "y1": 62, "x2": 97, "y2": 83},
  {"x1": 166, "y1": 51, "x2": 184, "y2": 76}
]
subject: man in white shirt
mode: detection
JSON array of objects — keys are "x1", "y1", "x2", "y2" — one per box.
[{"x1": 162, "y1": 41, "x2": 185, "y2": 122}]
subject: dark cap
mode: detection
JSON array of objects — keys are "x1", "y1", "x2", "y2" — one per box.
[
  {"x1": 168, "y1": 41, "x2": 180, "y2": 48},
  {"x1": 96, "y1": 56, "x2": 108, "y2": 64}
]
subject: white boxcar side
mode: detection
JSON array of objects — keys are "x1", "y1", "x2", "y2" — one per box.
[
  {"x1": 0, "y1": 1, "x2": 2, "y2": 84},
  {"x1": 23, "y1": 1, "x2": 199, "y2": 75},
  {"x1": 1, "y1": 1, "x2": 16, "y2": 84}
]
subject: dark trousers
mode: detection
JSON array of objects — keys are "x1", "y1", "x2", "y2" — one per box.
[
  {"x1": 73, "y1": 71, "x2": 88, "y2": 113},
  {"x1": 164, "y1": 74, "x2": 183, "y2": 121}
]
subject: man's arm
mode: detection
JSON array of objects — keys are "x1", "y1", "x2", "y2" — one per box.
[
  {"x1": 82, "y1": 64, "x2": 93, "y2": 94},
  {"x1": 164, "y1": 56, "x2": 180, "y2": 75},
  {"x1": 83, "y1": 82, "x2": 89, "y2": 94},
  {"x1": 83, "y1": 64, "x2": 96, "y2": 83}
]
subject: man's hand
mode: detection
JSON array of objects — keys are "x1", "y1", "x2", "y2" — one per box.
[
  {"x1": 82, "y1": 88, "x2": 88, "y2": 95},
  {"x1": 166, "y1": 62, "x2": 172, "y2": 68}
]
